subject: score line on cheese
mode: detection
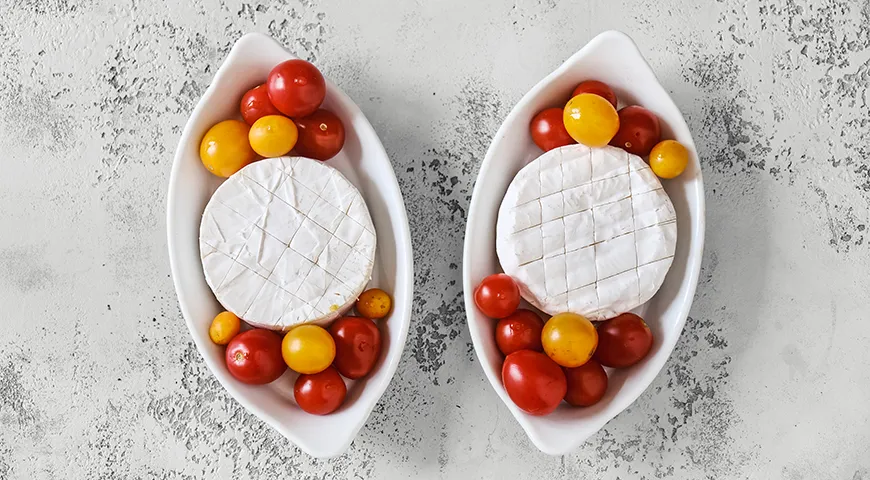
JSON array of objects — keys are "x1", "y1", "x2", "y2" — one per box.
[
  {"x1": 496, "y1": 145, "x2": 676, "y2": 321},
  {"x1": 200, "y1": 156, "x2": 376, "y2": 330}
]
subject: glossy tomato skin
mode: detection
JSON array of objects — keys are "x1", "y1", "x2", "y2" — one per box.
[
  {"x1": 502, "y1": 350, "x2": 567, "y2": 416},
  {"x1": 571, "y1": 80, "x2": 618, "y2": 108},
  {"x1": 541, "y1": 313, "x2": 598, "y2": 368},
  {"x1": 282, "y1": 325, "x2": 335, "y2": 374},
  {"x1": 225, "y1": 329, "x2": 286, "y2": 385},
  {"x1": 329, "y1": 316, "x2": 382, "y2": 379},
  {"x1": 294, "y1": 366, "x2": 347, "y2": 415},
  {"x1": 563, "y1": 94, "x2": 620, "y2": 148},
  {"x1": 474, "y1": 273, "x2": 520, "y2": 319},
  {"x1": 495, "y1": 309, "x2": 544, "y2": 355},
  {"x1": 594, "y1": 313, "x2": 654, "y2": 368},
  {"x1": 609, "y1": 106, "x2": 661, "y2": 156},
  {"x1": 563, "y1": 359, "x2": 608, "y2": 407},
  {"x1": 530, "y1": 108, "x2": 575, "y2": 152},
  {"x1": 248, "y1": 115, "x2": 298, "y2": 158},
  {"x1": 240, "y1": 84, "x2": 281, "y2": 125},
  {"x1": 649, "y1": 139, "x2": 689, "y2": 179},
  {"x1": 267, "y1": 59, "x2": 326, "y2": 118},
  {"x1": 199, "y1": 120, "x2": 257, "y2": 178},
  {"x1": 294, "y1": 109, "x2": 346, "y2": 160}
]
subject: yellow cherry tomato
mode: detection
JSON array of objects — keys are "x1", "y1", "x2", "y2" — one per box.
[
  {"x1": 356, "y1": 288, "x2": 392, "y2": 319},
  {"x1": 649, "y1": 139, "x2": 689, "y2": 179},
  {"x1": 200, "y1": 120, "x2": 257, "y2": 177},
  {"x1": 249, "y1": 115, "x2": 298, "y2": 158},
  {"x1": 282, "y1": 324, "x2": 335, "y2": 374},
  {"x1": 541, "y1": 313, "x2": 598, "y2": 368},
  {"x1": 563, "y1": 93, "x2": 620, "y2": 147},
  {"x1": 209, "y1": 311, "x2": 241, "y2": 345}
]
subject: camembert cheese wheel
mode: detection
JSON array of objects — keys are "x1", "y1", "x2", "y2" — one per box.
[
  {"x1": 496, "y1": 145, "x2": 676, "y2": 321},
  {"x1": 200, "y1": 156, "x2": 376, "y2": 330}
]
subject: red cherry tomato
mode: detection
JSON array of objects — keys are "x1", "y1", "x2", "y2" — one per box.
[
  {"x1": 594, "y1": 313, "x2": 654, "y2": 368},
  {"x1": 530, "y1": 108, "x2": 575, "y2": 152},
  {"x1": 502, "y1": 350, "x2": 567, "y2": 416},
  {"x1": 294, "y1": 109, "x2": 346, "y2": 160},
  {"x1": 495, "y1": 309, "x2": 544, "y2": 355},
  {"x1": 563, "y1": 359, "x2": 608, "y2": 407},
  {"x1": 225, "y1": 329, "x2": 286, "y2": 385},
  {"x1": 609, "y1": 106, "x2": 661, "y2": 156},
  {"x1": 474, "y1": 273, "x2": 520, "y2": 319},
  {"x1": 240, "y1": 84, "x2": 281, "y2": 125},
  {"x1": 294, "y1": 366, "x2": 347, "y2": 415},
  {"x1": 267, "y1": 59, "x2": 326, "y2": 118},
  {"x1": 571, "y1": 80, "x2": 618, "y2": 108},
  {"x1": 329, "y1": 316, "x2": 381, "y2": 379}
]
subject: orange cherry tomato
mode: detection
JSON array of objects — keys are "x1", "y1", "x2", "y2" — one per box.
[
  {"x1": 563, "y1": 94, "x2": 620, "y2": 148},
  {"x1": 541, "y1": 313, "x2": 598, "y2": 368},
  {"x1": 248, "y1": 115, "x2": 298, "y2": 158},
  {"x1": 282, "y1": 325, "x2": 335, "y2": 374},
  {"x1": 649, "y1": 140, "x2": 689, "y2": 179},
  {"x1": 356, "y1": 288, "x2": 392, "y2": 319},
  {"x1": 209, "y1": 311, "x2": 241, "y2": 345},
  {"x1": 199, "y1": 120, "x2": 257, "y2": 177}
]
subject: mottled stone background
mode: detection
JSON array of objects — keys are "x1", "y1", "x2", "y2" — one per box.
[{"x1": 1, "y1": 0, "x2": 869, "y2": 478}]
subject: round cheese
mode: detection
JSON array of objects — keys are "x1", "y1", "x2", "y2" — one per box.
[
  {"x1": 496, "y1": 145, "x2": 676, "y2": 321},
  {"x1": 200, "y1": 156, "x2": 376, "y2": 330}
]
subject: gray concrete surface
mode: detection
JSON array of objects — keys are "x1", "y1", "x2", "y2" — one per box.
[{"x1": 1, "y1": 0, "x2": 869, "y2": 478}]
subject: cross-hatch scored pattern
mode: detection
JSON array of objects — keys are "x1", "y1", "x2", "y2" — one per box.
[
  {"x1": 496, "y1": 145, "x2": 676, "y2": 321},
  {"x1": 200, "y1": 157, "x2": 376, "y2": 329}
]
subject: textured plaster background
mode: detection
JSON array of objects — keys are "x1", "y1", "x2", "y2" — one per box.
[{"x1": 1, "y1": 0, "x2": 869, "y2": 478}]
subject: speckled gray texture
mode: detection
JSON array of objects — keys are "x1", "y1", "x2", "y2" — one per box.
[{"x1": 1, "y1": 0, "x2": 869, "y2": 478}]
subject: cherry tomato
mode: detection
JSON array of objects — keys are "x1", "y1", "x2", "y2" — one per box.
[
  {"x1": 282, "y1": 325, "x2": 335, "y2": 374},
  {"x1": 563, "y1": 94, "x2": 620, "y2": 148},
  {"x1": 502, "y1": 350, "x2": 566, "y2": 416},
  {"x1": 356, "y1": 288, "x2": 391, "y2": 319},
  {"x1": 473, "y1": 273, "x2": 520, "y2": 319},
  {"x1": 209, "y1": 311, "x2": 241, "y2": 345},
  {"x1": 329, "y1": 316, "x2": 382, "y2": 379},
  {"x1": 541, "y1": 313, "x2": 598, "y2": 368},
  {"x1": 294, "y1": 366, "x2": 347, "y2": 415},
  {"x1": 649, "y1": 139, "x2": 689, "y2": 179},
  {"x1": 571, "y1": 80, "x2": 618, "y2": 108},
  {"x1": 240, "y1": 84, "x2": 281, "y2": 125},
  {"x1": 594, "y1": 313, "x2": 653, "y2": 368},
  {"x1": 294, "y1": 109, "x2": 346, "y2": 161},
  {"x1": 267, "y1": 59, "x2": 326, "y2": 118},
  {"x1": 495, "y1": 309, "x2": 544, "y2": 355},
  {"x1": 248, "y1": 115, "x2": 298, "y2": 158},
  {"x1": 563, "y1": 359, "x2": 608, "y2": 407},
  {"x1": 609, "y1": 106, "x2": 661, "y2": 156},
  {"x1": 530, "y1": 108, "x2": 575, "y2": 152},
  {"x1": 199, "y1": 120, "x2": 257, "y2": 177},
  {"x1": 225, "y1": 329, "x2": 286, "y2": 385}
]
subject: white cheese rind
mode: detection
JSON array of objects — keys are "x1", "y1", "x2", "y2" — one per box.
[
  {"x1": 200, "y1": 157, "x2": 376, "y2": 330},
  {"x1": 496, "y1": 145, "x2": 676, "y2": 321}
]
